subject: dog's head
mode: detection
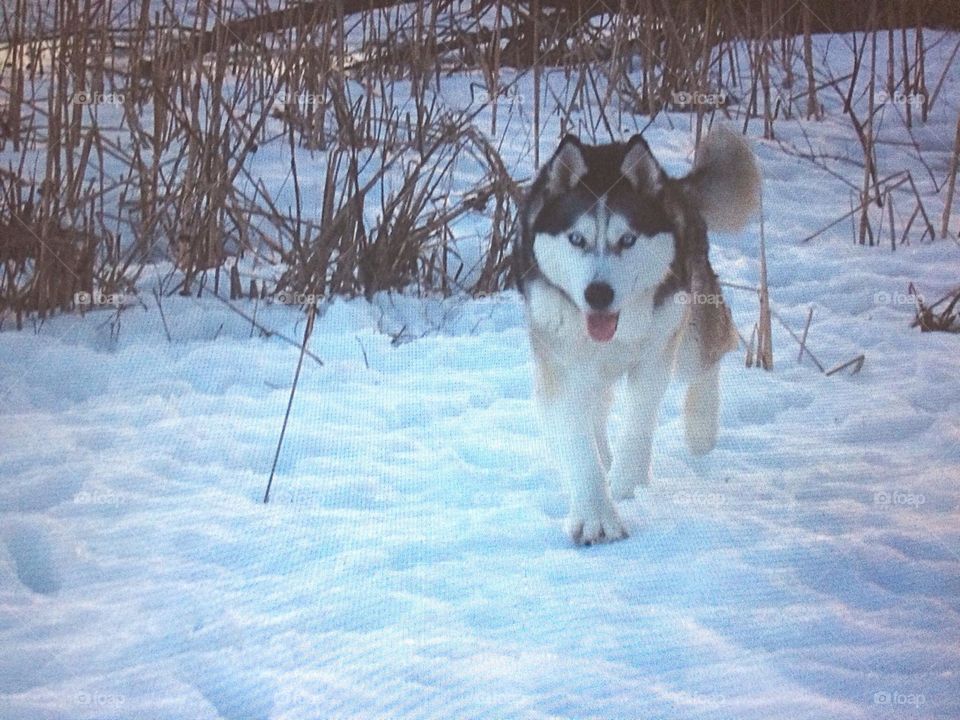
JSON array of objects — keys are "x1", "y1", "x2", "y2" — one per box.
[{"x1": 516, "y1": 129, "x2": 760, "y2": 343}]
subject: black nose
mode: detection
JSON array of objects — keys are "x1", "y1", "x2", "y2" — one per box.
[{"x1": 584, "y1": 282, "x2": 614, "y2": 310}]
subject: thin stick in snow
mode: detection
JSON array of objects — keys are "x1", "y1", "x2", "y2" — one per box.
[
  {"x1": 264, "y1": 302, "x2": 317, "y2": 504},
  {"x1": 769, "y1": 308, "x2": 826, "y2": 374},
  {"x1": 887, "y1": 189, "x2": 896, "y2": 251},
  {"x1": 941, "y1": 111, "x2": 960, "y2": 239},
  {"x1": 152, "y1": 289, "x2": 172, "y2": 343},
  {"x1": 797, "y1": 306, "x2": 814, "y2": 365},
  {"x1": 756, "y1": 192, "x2": 773, "y2": 370},
  {"x1": 825, "y1": 354, "x2": 865, "y2": 377},
  {"x1": 904, "y1": 171, "x2": 936, "y2": 242},
  {"x1": 356, "y1": 337, "x2": 370, "y2": 370}
]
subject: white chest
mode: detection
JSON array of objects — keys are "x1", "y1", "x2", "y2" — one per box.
[{"x1": 524, "y1": 277, "x2": 687, "y2": 378}]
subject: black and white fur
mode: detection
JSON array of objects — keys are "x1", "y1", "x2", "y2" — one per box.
[{"x1": 515, "y1": 127, "x2": 760, "y2": 545}]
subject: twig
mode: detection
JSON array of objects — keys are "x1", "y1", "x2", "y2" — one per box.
[
  {"x1": 912, "y1": 283, "x2": 960, "y2": 313},
  {"x1": 356, "y1": 336, "x2": 370, "y2": 369},
  {"x1": 887, "y1": 189, "x2": 896, "y2": 251},
  {"x1": 904, "y1": 171, "x2": 936, "y2": 242},
  {"x1": 941, "y1": 111, "x2": 960, "y2": 239},
  {"x1": 768, "y1": 307, "x2": 826, "y2": 373},
  {"x1": 152, "y1": 288, "x2": 172, "y2": 343},
  {"x1": 910, "y1": 283, "x2": 960, "y2": 332},
  {"x1": 756, "y1": 192, "x2": 773, "y2": 369},
  {"x1": 264, "y1": 302, "x2": 317, "y2": 504},
  {"x1": 825, "y1": 354, "x2": 865, "y2": 376},
  {"x1": 799, "y1": 171, "x2": 908, "y2": 243},
  {"x1": 797, "y1": 306, "x2": 813, "y2": 364},
  {"x1": 900, "y1": 203, "x2": 920, "y2": 246},
  {"x1": 719, "y1": 280, "x2": 760, "y2": 293}
]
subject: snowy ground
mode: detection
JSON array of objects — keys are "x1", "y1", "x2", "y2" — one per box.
[
  {"x1": 2, "y1": 242, "x2": 959, "y2": 720},
  {"x1": 3, "y1": 23, "x2": 960, "y2": 720}
]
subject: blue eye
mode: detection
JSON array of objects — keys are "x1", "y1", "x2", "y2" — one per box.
[
  {"x1": 618, "y1": 233, "x2": 638, "y2": 249},
  {"x1": 568, "y1": 232, "x2": 588, "y2": 248}
]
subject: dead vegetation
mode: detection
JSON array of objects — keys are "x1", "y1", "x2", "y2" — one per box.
[
  {"x1": 0, "y1": 0, "x2": 957, "y2": 339},
  {"x1": 909, "y1": 282, "x2": 960, "y2": 332}
]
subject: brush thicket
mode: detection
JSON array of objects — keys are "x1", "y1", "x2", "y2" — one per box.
[{"x1": 1, "y1": 0, "x2": 957, "y2": 326}]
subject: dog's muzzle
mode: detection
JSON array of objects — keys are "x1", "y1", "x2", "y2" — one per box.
[{"x1": 584, "y1": 282, "x2": 618, "y2": 342}]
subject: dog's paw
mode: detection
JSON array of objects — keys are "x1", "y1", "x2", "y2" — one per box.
[{"x1": 565, "y1": 501, "x2": 627, "y2": 545}]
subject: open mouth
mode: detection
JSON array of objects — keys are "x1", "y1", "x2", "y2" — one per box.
[{"x1": 586, "y1": 311, "x2": 620, "y2": 342}]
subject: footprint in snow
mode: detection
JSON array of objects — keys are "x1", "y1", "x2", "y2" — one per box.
[{"x1": 3, "y1": 521, "x2": 62, "y2": 595}]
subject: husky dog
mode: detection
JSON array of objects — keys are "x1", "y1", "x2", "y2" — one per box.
[{"x1": 515, "y1": 128, "x2": 760, "y2": 544}]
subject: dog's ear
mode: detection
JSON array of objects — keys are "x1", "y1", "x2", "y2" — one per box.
[
  {"x1": 680, "y1": 126, "x2": 761, "y2": 232},
  {"x1": 544, "y1": 134, "x2": 587, "y2": 192},
  {"x1": 620, "y1": 134, "x2": 664, "y2": 192}
]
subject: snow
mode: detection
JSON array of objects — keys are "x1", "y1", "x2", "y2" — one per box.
[
  {"x1": 2, "y1": 24, "x2": 960, "y2": 720},
  {"x1": 2, "y1": 274, "x2": 958, "y2": 719}
]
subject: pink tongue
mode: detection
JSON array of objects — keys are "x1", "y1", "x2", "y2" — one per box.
[{"x1": 586, "y1": 312, "x2": 619, "y2": 342}]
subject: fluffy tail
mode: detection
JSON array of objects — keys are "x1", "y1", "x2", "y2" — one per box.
[{"x1": 682, "y1": 126, "x2": 761, "y2": 233}]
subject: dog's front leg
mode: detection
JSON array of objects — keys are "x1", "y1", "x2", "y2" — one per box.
[{"x1": 537, "y1": 375, "x2": 626, "y2": 545}]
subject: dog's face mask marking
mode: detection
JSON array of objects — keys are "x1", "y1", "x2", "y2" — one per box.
[
  {"x1": 528, "y1": 135, "x2": 676, "y2": 342},
  {"x1": 532, "y1": 204, "x2": 676, "y2": 340}
]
